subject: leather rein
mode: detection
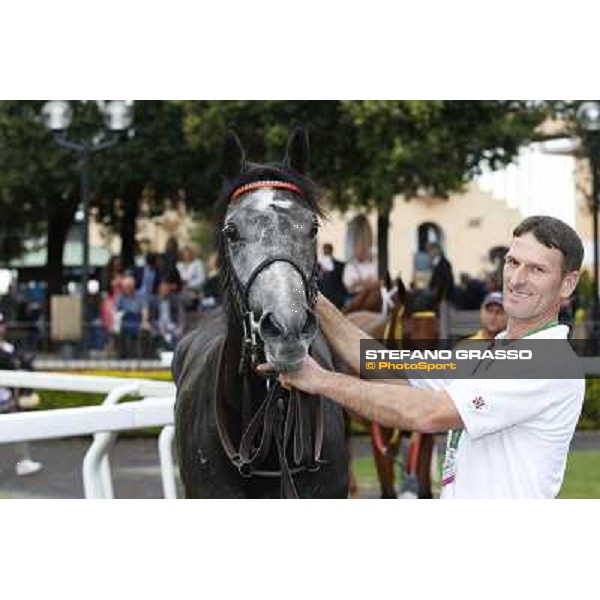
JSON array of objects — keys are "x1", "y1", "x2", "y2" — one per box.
[{"x1": 215, "y1": 181, "x2": 324, "y2": 498}]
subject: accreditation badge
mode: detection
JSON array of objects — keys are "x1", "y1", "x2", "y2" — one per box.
[
  {"x1": 441, "y1": 430, "x2": 462, "y2": 487},
  {"x1": 441, "y1": 447, "x2": 457, "y2": 487}
]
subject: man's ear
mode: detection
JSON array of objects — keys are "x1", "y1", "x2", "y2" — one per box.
[
  {"x1": 561, "y1": 271, "x2": 580, "y2": 300},
  {"x1": 283, "y1": 126, "x2": 309, "y2": 175},
  {"x1": 221, "y1": 129, "x2": 245, "y2": 179}
]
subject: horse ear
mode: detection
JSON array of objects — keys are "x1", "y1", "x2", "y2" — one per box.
[
  {"x1": 284, "y1": 126, "x2": 309, "y2": 175},
  {"x1": 221, "y1": 129, "x2": 245, "y2": 179}
]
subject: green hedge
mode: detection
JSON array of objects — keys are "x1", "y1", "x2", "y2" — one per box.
[
  {"x1": 35, "y1": 370, "x2": 173, "y2": 411},
  {"x1": 28, "y1": 370, "x2": 173, "y2": 437}
]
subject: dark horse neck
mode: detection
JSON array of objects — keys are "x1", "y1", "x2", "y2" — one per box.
[{"x1": 223, "y1": 309, "x2": 258, "y2": 429}]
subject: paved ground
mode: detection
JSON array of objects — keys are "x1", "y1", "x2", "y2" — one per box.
[
  {"x1": 1, "y1": 432, "x2": 598, "y2": 499},
  {"x1": 0, "y1": 437, "x2": 183, "y2": 499}
]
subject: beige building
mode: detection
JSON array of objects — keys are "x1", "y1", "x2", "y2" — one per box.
[
  {"x1": 89, "y1": 197, "x2": 196, "y2": 259},
  {"x1": 319, "y1": 183, "x2": 523, "y2": 283}
]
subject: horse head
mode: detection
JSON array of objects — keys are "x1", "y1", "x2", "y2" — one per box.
[{"x1": 217, "y1": 127, "x2": 322, "y2": 373}]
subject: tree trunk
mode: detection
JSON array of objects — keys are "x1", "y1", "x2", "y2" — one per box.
[
  {"x1": 120, "y1": 196, "x2": 138, "y2": 269},
  {"x1": 46, "y1": 197, "x2": 78, "y2": 298},
  {"x1": 377, "y1": 206, "x2": 390, "y2": 280}
]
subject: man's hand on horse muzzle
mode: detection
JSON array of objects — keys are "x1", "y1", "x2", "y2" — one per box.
[{"x1": 256, "y1": 356, "x2": 329, "y2": 396}]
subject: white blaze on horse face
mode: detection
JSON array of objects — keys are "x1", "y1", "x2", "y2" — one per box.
[{"x1": 241, "y1": 188, "x2": 293, "y2": 212}]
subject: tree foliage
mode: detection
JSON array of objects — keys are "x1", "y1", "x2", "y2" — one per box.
[
  {"x1": 0, "y1": 100, "x2": 556, "y2": 290},
  {"x1": 183, "y1": 100, "x2": 549, "y2": 206},
  {"x1": 0, "y1": 101, "x2": 202, "y2": 285},
  {"x1": 0, "y1": 100, "x2": 79, "y2": 261},
  {"x1": 182, "y1": 100, "x2": 550, "y2": 272}
]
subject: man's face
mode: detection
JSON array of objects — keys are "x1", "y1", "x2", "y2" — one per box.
[
  {"x1": 480, "y1": 303, "x2": 507, "y2": 336},
  {"x1": 503, "y1": 232, "x2": 579, "y2": 320}
]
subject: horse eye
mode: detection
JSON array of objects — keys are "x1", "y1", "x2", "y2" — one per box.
[{"x1": 223, "y1": 222, "x2": 240, "y2": 242}]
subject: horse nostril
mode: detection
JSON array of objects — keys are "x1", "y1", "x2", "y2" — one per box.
[
  {"x1": 301, "y1": 310, "x2": 318, "y2": 337},
  {"x1": 259, "y1": 312, "x2": 285, "y2": 339}
]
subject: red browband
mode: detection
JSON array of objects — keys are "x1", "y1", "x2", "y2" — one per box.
[{"x1": 230, "y1": 180, "x2": 302, "y2": 201}]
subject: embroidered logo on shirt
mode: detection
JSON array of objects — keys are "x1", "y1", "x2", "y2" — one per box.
[{"x1": 470, "y1": 395, "x2": 490, "y2": 412}]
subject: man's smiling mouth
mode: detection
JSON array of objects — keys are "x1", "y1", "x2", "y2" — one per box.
[{"x1": 507, "y1": 286, "x2": 532, "y2": 298}]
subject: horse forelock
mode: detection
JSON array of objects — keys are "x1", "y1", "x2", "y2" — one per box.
[{"x1": 215, "y1": 164, "x2": 323, "y2": 224}]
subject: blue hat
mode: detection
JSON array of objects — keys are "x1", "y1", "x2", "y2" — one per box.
[{"x1": 482, "y1": 292, "x2": 503, "y2": 308}]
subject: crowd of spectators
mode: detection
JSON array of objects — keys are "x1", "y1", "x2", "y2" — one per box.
[
  {"x1": 1, "y1": 239, "x2": 551, "y2": 360},
  {"x1": 98, "y1": 238, "x2": 220, "y2": 359},
  {"x1": 318, "y1": 241, "x2": 516, "y2": 319}
]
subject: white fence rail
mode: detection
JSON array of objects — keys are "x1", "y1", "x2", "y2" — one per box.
[{"x1": 0, "y1": 370, "x2": 177, "y2": 499}]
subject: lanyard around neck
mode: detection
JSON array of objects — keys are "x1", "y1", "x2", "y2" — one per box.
[{"x1": 513, "y1": 319, "x2": 559, "y2": 340}]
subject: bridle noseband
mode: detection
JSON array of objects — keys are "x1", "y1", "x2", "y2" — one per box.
[{"x1": 228, "y1": 254, "x2": 319, "y2": 374}]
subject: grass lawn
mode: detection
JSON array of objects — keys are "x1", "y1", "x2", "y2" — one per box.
[
  {"x1": 353, "y1": 450, "x2": 600, "y2": 499},
  {"x1": 559, "y1": 450, "x2": 600, "y2": 499}
]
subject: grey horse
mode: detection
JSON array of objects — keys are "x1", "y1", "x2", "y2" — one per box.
[{"x1": 172, "y1": 128, "x2": 349, "y2": 498}]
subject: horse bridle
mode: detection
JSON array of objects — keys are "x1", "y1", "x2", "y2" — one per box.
[
  {"x1": 215, "y1": 180, "x2": 324, "y2": 498},
  {"x1": 225, "y1": 253, "x2": 320, "y2": 374}
]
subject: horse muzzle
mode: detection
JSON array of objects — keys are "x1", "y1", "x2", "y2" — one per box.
[{"x1": 258, "y1": 308, "x2": 318, "y2": 372}]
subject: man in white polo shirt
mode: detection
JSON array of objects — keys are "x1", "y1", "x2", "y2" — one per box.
[{"x1": 258, "y1": 215, "x2": 586, "y2": 498}]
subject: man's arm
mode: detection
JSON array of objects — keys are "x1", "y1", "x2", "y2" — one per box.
[{"x1": 272, "y1": 355, "x2": 463, "y2": 433}]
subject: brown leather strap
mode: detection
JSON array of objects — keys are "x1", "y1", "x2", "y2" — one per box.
[{"x1": 214, "y1": 339, "x2": 327, "y2": 496}]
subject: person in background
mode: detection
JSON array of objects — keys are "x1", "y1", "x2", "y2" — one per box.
[
  {"x1": 177, "y1": 244, "x2": 206, "y2": 311},
  {"x1": 342, "y1": 240, "x2": 378, "y2": 298},
  {"x1": 467, "y1": 292, "x2": 507, "y2": 341},
  {"x1": 161, "y1": 238, "x2": 183, "y2": 293},
  {"x1": 201, "y1": 252, "x2": 221, "y2": 310},
  {"x1": 426, "y1": 242, "x2": 455, "y2": 304},
  {"x1": 148, "y1": 281, "x2": 186, "y2": 351},
  {"x1": 102, "y1": 255, "x2": 124, "y2": 296},
  {"x1": 318, "y1": 243, "x2": 347, "y2": 309},
  {"x1": 114, "y1": 271, "x2": 151, "y2": 359},
  {"x1": 427, "y1": 241, "x2": 455, "y2": 339},
  {"x1": 100, "y1": 256, "x2": 125, "y2": 357},
  {"x1": 0, "y1": 312, "x2": 43, "y2": 476},
  {"x1": 139, "y1": 252, "x2": 160, "y2": 299}
]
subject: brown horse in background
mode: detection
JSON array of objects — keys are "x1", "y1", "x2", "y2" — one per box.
[{"x1": 343, "y1": 280, "x2": 439, "y2": 499}]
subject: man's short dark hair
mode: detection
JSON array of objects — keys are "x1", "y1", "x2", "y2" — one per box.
[{"x1": 513, "y1": 216, "x2": 584, "y2": 275}]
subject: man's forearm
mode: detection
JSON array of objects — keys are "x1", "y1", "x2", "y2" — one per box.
[{"x1": 319, "y1": 369, "x2": 460, "y2": 433}]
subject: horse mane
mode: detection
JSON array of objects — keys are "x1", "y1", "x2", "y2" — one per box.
[{"x1": 214, "y1": 162, "x2": 325, "y2": 316}]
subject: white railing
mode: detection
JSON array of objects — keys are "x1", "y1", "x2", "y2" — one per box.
[{"x1": 0, "y1": 370, "x2": 177, "y2": 499}]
